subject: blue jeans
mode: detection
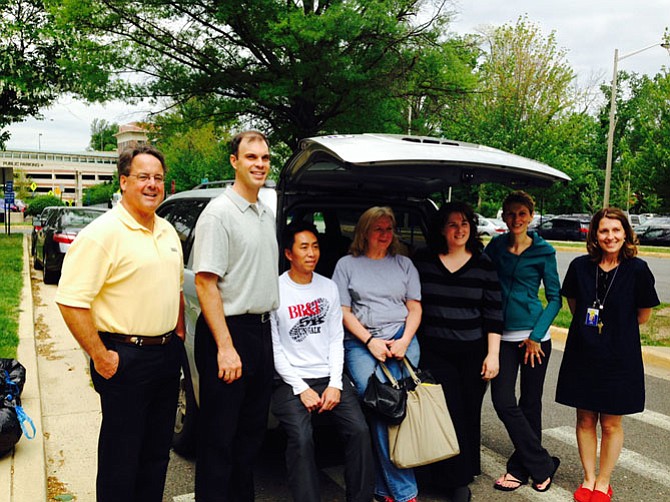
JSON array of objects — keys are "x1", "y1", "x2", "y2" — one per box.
[{"x1": 344, "y1": 329, "x2": 420, "y2": 502}]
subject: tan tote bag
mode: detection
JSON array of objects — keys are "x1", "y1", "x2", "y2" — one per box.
[{"x1": 388, "y1": 358, "x2": 460, "y2": 468}]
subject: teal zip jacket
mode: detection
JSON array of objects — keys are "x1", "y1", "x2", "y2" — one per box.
[{"x1": 484, "y1": 231, "x2": 562, "y2": 342}]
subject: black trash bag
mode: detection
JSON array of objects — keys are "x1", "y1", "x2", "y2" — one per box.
[
  {"x1": 0, "y1": 407, "x2": 22, "y2": 456},
  {"x1": 0, "y1": 359, "x2": 28, "y2": 456}
]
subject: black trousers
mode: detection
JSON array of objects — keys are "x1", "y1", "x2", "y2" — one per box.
[
  {"x1": 194, "y1": 313, "x2": 274, "y2": 502},
  {"x1": 417, "y1": 336, "x2": 488, "y2": 490},
  {"x1": 271, "y1": 375, "x2": 375, "y2": 502},
  {"x1": 490, "y1": 339, "x2": 554, "y2": 483},
  {"x1": 91, "y1": 335, "x2": 182, "y2": 502}
]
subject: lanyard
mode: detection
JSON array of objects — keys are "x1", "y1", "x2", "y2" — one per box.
[{"x1": 594, "y1": 264, "x2": 619, "y2": 309}]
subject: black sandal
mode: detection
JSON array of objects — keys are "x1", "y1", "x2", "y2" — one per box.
[
  {"x1": 493, "y1": 473, "x2": 527, "y2": 492},
  {"x1": 532, "y1": 456, "x2": 561, "y2": 492}
]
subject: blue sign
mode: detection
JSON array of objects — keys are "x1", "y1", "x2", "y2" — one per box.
[
  {"x1": 4, "y1": 192, "x2": 14, "y2": 204},
  {"x1": 5, "y1": 181, "x2": 13, "y2": 192}
]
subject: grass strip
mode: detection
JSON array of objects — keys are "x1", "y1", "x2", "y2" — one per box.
[{"x1": 0, "y1": 234, "x2": 24, "y2": 359}]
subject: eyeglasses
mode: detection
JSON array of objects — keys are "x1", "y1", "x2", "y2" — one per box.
[{"x1": 125, "y1": 173, "x2": 165, "y2": 184}]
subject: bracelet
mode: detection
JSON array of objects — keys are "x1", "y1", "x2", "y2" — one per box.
[{"x1": 364, "y1": 335, "x2": 374, "y2": 346}]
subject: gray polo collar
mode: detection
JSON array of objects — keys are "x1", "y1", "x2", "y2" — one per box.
[{"x1": 225, "y1": 186, "x2": 269, "y2": 216}]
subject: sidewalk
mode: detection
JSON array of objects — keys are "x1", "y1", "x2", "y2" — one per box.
[
  {"x1": 1, "y1": 234, "x2": 670, "y2": 501},
  {"x1": 1, "y1": 234, "x2": 100, "y2": 502}
]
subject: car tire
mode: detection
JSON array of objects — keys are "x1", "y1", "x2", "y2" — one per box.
[
  {"x1": 34, "y1": 244, "x2": 44, "y2": 270},
  {"x1": 43, "y1": 252, "x2": 59, "y2": 285},
  {"x1": 172, "y1": 361, "x2": 198, "y2": 457}
]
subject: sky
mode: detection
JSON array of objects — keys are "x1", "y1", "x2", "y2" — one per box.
[{"x1": 5, "y1": 0, "x2": 670, "y2": 152}]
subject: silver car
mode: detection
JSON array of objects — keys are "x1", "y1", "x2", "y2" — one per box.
[{"x1": 157, "y1": 133, "x2": 571, "y2": 455}]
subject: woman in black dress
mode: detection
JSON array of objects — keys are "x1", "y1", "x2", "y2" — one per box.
[{"x1": 556, "y1": 207, "x2": 659, "y2": 502}]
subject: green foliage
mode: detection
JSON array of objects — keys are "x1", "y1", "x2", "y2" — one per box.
[
  {"x1": 53, "y1": 0, "x2": 476, "y2": 149},
  {"x1": 89, "y1": 118, "x2": 118, "y2": 151},
  {"x1": 26, "y1": 195, "x2": 65, "y2": 216},
  {"x1": 603, "y1": 70, "x2": 670, "y2": 212},
  {"x1": 0, "y1": 235, "x2": 23, "y2": 358},
  {"x1": 0, "y1": 0, "x2": 72, "y2": 148},
  {"x1": 151, "y1": 105, "x2": 235, "y2": 191},
  {"x1": 439, "y1": 16, "x2": 599, "y2": 213},
  {"x1": 83, "y1": 181, "x2": 117, "y2": 205}
]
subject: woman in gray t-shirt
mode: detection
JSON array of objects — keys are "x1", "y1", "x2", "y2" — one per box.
[{"x1": 332, "y1": 206, "x2": 422, "y2": 502}]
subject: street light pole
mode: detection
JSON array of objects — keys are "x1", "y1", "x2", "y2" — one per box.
[{"x1": 603, "y1": 42, "x2": 670, "y2": 208}]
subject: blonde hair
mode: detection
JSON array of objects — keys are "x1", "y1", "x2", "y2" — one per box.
[{"x1": 349, "y1": 206, "x2": 401, "y2": 257}]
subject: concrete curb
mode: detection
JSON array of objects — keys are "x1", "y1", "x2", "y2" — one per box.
[{"x1": 0, "y1": 234, "x2": 47, "y2": 502}]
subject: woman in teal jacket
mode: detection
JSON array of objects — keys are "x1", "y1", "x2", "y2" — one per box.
[{"x1": 484, "y1": 191, "x2": 562, "y2": 493}]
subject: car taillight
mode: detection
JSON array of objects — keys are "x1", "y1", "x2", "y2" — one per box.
[
  {"x1": 54, "y1": 232, "x2": 76, "y2": 244},
  {"x1": 496, "y1": 228, "x2": 506, "y2": 233},
  {"x1": 34, "y1": 225, "x2": 42, "y2": 232}
]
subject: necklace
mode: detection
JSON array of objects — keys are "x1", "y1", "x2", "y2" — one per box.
[{"x1": 593, "y1": 263, "x2": 619, "y2": 334}]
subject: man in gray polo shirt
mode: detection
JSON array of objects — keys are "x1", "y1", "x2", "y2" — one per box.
[{"x1": 192, "y1": 130, "x2": 279, "y2": 502}]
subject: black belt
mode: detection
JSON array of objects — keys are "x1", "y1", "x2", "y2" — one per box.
[
  {"x1": 99, "y1": 330, "x2": 174, "y2": 346},
  {"x1": 228, "y1": 312, "x2": 271, "y2": 323}
]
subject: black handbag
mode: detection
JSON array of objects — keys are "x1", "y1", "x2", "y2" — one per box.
[
  {"x1": 363, "y1": 361, "x2": 408, "y2": 424},
  {"x1": 362, "y1": 357, "x2": 432, "y2": 424}
]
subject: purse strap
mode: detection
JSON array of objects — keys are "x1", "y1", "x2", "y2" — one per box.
[
  {"x1": 400, "y1": 358, "x2": 422, "y2": 386},
  {"x1": 377, "y1": 362, "x2": 401, "y2": 389},
  {"x1": 378, "y1": 357, "x2": 422, "y2": 388}
]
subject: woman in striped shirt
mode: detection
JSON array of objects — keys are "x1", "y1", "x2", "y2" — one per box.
[{"x1": 413, "y1": 201, "x2": 503, "y2": 502}]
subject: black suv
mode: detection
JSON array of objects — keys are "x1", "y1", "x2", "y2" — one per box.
[
  {"x1": 537, "y1": 215, "x2": 590, "y2": 241},
  {"x1": 157, "y1": 133, "x2": 571, "y2": 455}
]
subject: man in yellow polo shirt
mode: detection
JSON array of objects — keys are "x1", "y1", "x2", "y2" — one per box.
[{"x1": 56, "y1": 144, "x2": 185, "y2": 502}]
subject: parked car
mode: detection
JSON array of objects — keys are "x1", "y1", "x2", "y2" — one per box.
[
  {"x1": 628, "y1": 213, "x2": 647, "y2": 228},
  {"x1": 476, "y1": 215, "x2": 507, "y2": 236},
  {"x1": 528, "y1": 213, "x2": 555, "y2": 231},
  {"x1": 34, "y1": 207, "x2": 107, "y2": 284},
  {"x1": 31, "y1": 206, "x2": 62, "y2": 259},
  {"x1": 157, "y1": 133, "x2": 571, "y2": 455},
  {"x1": 537, "y1": 215, "x2": 590, "y2": 241},
  {"x1": 9, "y1": 199, "x2": 26, "y2": 212},
  {"x1": 637, "y1": 224, "x2": 670, "y2": 246}
]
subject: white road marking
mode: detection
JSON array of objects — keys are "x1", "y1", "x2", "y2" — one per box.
[
  {"x1": 628, "y1": 408, "x2": 670, "y2": 433},
  {"x1": 544, "y1": 426, "x2": 670, "y2": 488}
]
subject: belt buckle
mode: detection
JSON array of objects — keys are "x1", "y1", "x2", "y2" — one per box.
[
  {"x1": 261, "y1": 312, "x2": 270, "y2": 323},
  {"x1": 131, "y1": 336, "x2": 143, "y2": 347}
]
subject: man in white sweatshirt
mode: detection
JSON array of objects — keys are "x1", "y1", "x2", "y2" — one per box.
[{"x1": 271, "y1": 221, "x2": 374, "y2": 502}]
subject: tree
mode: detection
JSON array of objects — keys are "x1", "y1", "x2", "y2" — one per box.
[
  {"x1": 0, "y1": 0, "x2": 71, "y2": 148},
  {"x1": 54, "y1": 0, "x2": 475, "y2": 149},
  {"x1": 83, "y1": 180, "x2": 117, "y2": 205},
  {"x1": 89, "y1": 118, "x2": 118, "y2": 151},
  {"x1": 601, "y1": 70, "x2": 670, "y2": 212},
  {"x1": 153, "y1": 110, "x2": 235, "y2": 192},
  {"x1": 438, "y1": 17, "x2": 598, "y2": 213}
]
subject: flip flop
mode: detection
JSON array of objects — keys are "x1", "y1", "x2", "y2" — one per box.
[
  {"x1": 533, "y1": 456, "x2": 561, "y2": 492},
  {"x1": 493, "y1": 473, "x2": 527, "y2": 492}
]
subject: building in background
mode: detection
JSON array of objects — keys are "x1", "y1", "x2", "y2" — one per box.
[
  {"x1": 1, "y1": 123, "x2": 149, "y2": 205},
  {"x1": 115, "y1": 123, "x2": 150, "y2": 152}
]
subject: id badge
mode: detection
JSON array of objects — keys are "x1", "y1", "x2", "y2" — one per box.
[{"x1": 585, "y1": 307, "x2": 600, "y2": 327}]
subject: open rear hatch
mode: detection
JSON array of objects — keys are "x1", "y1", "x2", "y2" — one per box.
[{"x1": 280, "y1": 134, "x2": 570, "y2": 197}]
